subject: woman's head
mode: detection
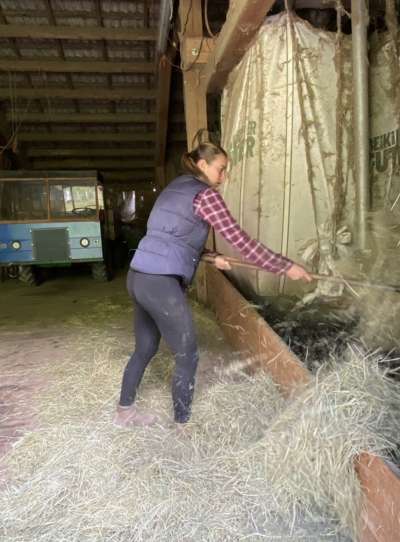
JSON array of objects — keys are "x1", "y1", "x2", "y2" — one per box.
[{"x1": 181, "y1": 143, "x2": 228, "y2": 188}]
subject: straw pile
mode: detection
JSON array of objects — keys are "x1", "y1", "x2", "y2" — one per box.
[
  {"x1": 1, "y1": 296, "x2": 399, "y2": 541},
  {"x1": 0, "y1": 321, "x2": 347, "y2": 542},
  {"x1": 247, "y1": 346, "x2": 400, "y2": 540}
]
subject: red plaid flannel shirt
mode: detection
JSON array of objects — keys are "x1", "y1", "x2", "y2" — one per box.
[{"x1": 193, "y1": 188, "x2": 292, "y2": 274}]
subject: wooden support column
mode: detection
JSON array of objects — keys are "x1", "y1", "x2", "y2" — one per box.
[
  {"x1": 178, "y1": 0, "x2": 211, "y2": 302},
  {"x1": 179, "y1": 0, "x2": 208, "y2": 150},
  {"x1": 155, "y1": 53, "x2": 173, "y2": 187},
  {"x1": 201, "y1": 0, "x2": 276, "y2": 92},
  {"x1": 182, "y1": 69, "x2": 208, "y2": 150}
]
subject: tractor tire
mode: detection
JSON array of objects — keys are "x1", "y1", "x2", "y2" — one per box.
[
  {"x1": 91, "y1": 261, "x2": 109, "y2": 282},
  {"x1": 18, "y1": 265, "x2": 37, "y2": 286}
]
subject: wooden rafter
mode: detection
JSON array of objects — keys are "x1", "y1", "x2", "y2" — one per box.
[
  {"x1": 0, "y1": 88, "x2": 157, "y2": 100},
  {"x1": 27, "y1": 148, "x2": 155, "y2": 158},
  {"x1": 18, "y1": 132, "x2": 157, "y2": 143},
  {"x1": 19, "y1": 131, "x2": 186, "y2": 143},
  {"x1": 201, "y1": 0, "x2": 276, "y2": 92},
  {"x1": 101, "y1": 171, "x2": 155, "y2": 182},
  {"x1": 8, "y1": 112, "x2": 157, "y2": 124},
  {"x1": 0, "y1": 59, "x2": 155, "y2": 74},
  {"x1": 0, "y1": 24, "x2": 157, "y2": 41},
  {"x1": 31, "y1": 159, "x2": 154, "y2": 170}
]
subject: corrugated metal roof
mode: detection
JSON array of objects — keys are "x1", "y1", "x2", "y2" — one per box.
[
  {"x1": 0, "y1": 0, "x2": 46, "y2": 9},
  {"x1": 0, "y1": 0, "x2": 180, "y2": 181}
]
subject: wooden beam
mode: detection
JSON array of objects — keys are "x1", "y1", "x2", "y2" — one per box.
[
  {"x1": 8, "y1": 112, "x2": 157, "y2": 124},
  {"x1": 0, "y1": 87, "x2": 156, "y2": 101},
  {"x1": 206, "y1": 265, "x2": 312, "y2": 391},
  {"x1": 0, "y1": 9, "x2": 159, "y2": 20},
  {"x1": 32, "y1": 159, "x2": 154, "y2": 170},
  {"x1": 0, "y1": 59, "x2": 155, "y2": 74},
  {"x1": 182, "y1": 69, "x2": 208, "y2": 149},
  {"x1": 201, "y1": 0, "x2": 276, "y2": 93},
  {"x1": 27, "y1": 147, "x2": 155, "y2": 158},
  {"x1": 179, "y1": 0, "x2": 208, "y2": 150},
  {"x1": 102, "y1": 170, "x2": 155, "y2": 182},
  {"x1": 179, "y1": 0, "x2": 202, "y2": 35},
  {"x1": 356, "y1": 454, "x2": 400, "y2": 542},
  {"x1": 18, "y1": 132, "x2": 156, "y2": 142},
  {"x1": 155, "y1": 53, "x2": 172, "y2": 184},
  {"x1": 205, "y1": 265, "x2": 400, "y2": 542},
  {"x1": 0, "y1": 24, "x2": 157, "y2": 41},
  {"x1": 181, "y1": 37, "x2": 215, "y2": 67}
]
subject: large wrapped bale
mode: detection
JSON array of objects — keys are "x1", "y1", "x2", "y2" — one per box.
[{"x1": 217, "y1": 13, "x2": 356, "y2": 300}]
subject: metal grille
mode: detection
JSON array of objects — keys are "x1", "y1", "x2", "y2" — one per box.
[{"x1": 32, "y1": 228, "x2": 70, "y2": 262}]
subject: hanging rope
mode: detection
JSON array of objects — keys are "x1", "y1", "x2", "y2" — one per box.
[
  {"x1": 0, "y1": 72, "x2": 31, "y2": 158},
  {"x1": 204, "y1": 0, "x2": 216, "y2": 38}
]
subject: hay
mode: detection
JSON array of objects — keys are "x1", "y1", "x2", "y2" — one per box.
[
  {"x1": 0, "y1": 320, "x2": 351, "y2": 542},
  {"x1": 246, "y1": 347, "x2": 400, "y2": 540},
  {"x1": 264, "y1": 300, "x2": 360, "y2": 372},
  {"x1": 2, "y1": 297, "x2": 399, "y2": 541}
]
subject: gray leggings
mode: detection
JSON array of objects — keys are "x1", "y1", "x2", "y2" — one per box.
[{"x1": 119, "y1": 269, "x2": 199, "y2": 423}]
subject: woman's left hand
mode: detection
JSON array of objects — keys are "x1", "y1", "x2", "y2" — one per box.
[{"x1": 214, "y1": 255, "x2": 232, "y2": 270}]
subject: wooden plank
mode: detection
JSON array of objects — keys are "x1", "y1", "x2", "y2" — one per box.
[
  {"x1": 18, "y1": 132, "x2": 156, "y2": 142},
  {"x1": 356, "y1": 453, "x2": 400, "y2": 542},
  {"x1": 8, "y1": 112, "x2": 157, "y2": 124},
  {"x1": 0, "y1": 87, "x2": 156, "y2": 100},
  {"x1": 181, "y1": 37, "x2": 215, "y2": 67},
  {"x1": 168, "y1": 132, "x2": 187, "y2": 143},
  {"x1": 205, "y1": 264, "x2": 311, "y2": 395},
  {"x1": 102, "y1": 170, "x2": 154, "y2": 182},
  {"x1": 32, "y1": 159, "x2": 154, "y2": 170},
  {"x1": 0, "y1": 59, "x2": 155, "y2": 73},
  {"x1": 155, "y1": 53, "x2": 172, "y2": 181},
  {"x1": 0, "y1": 24, "x2": 157, "y2": 41},
  {"x1": 204, "y1": 265, "x2": 400, "y2": 540},
  {"x1": 179, "y1": 0, "x2": 208, "y2": 150},
  {"x1": 155, "y1": 165, "x2": 166, "y2": 187},
  {"x1": 182, "y1": 69, "x2": 208, "y2": 149},
  {"x1": 201, "y1": 0, "x2": 276, "y2": 92},
  {"x1": 179, "y1": 0, "x2": 203, "y2": 36},
  {"x1": 27, "y1": 147, "x2": 155, "y2": 158},
  {"x1": 178, "y1": 0, "x2": 209, "y2": 297}
]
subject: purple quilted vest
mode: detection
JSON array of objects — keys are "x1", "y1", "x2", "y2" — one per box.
[{"x1": 131, "y1": 175, "x2": 210, "y2": 285}]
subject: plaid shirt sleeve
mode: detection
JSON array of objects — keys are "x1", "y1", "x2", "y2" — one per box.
[{"x1": 193, "y1": 188, "x2": 293, "y2": 274}]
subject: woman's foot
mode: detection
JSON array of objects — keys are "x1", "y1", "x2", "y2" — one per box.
[{"x1": 113, "y1": 404, "x2": 157, "y2": 428}]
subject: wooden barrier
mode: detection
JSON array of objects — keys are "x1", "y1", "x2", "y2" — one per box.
[{"x1": 202, "y1": 264, "x2": 400, "y2": 542}]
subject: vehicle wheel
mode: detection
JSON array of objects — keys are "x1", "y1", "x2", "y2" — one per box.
[
  {"x1": 18, "y1": 265, "x2": 37, "y2": 286},
  {"x1": 91, "y1": 261, "x2": 109, "y2": 282}
]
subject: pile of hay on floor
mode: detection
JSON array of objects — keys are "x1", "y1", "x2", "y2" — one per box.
[
  {"x1": 247, "y1": 346, "x2": 400, "y2": 540},
  {"x1": 1, "y1": 308, "x2": 400, "y2": 542},
  {"x1": 0, "y1": 326, "x2": 348, "y2": 542}
]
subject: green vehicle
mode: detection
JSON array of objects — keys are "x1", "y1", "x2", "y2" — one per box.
[{"x1": 0, "y1": 170, "x2": 111, "y2": 284}]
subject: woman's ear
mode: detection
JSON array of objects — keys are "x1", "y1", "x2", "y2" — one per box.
[{"x1": 196, "y1": 158, "x2": 208, "y2": 174}]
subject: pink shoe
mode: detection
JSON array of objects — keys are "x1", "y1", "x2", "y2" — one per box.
[{"x1": 113, "y1": 405, "x2": 157, "y2": 428}]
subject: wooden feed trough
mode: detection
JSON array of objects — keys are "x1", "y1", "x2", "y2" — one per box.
[{"x1": 201, "y1": 264, "x2": 400, "y2": 542}]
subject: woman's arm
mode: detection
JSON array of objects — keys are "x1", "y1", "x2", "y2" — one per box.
[{"x1": 194, "y1": 188, "x2": 311, "y2": 282}]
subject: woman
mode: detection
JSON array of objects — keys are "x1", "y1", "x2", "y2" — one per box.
[{"x1": 114, "y1": 143, "x2": 311, "y2": 427}]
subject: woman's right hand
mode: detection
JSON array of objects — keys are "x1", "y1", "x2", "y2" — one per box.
[
  {"x1": 214, "y1": 255, "x2": 232, "y2": 270},
  {"x1": 286, "y1": 263, "x2": 313, "y2": 283}
]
